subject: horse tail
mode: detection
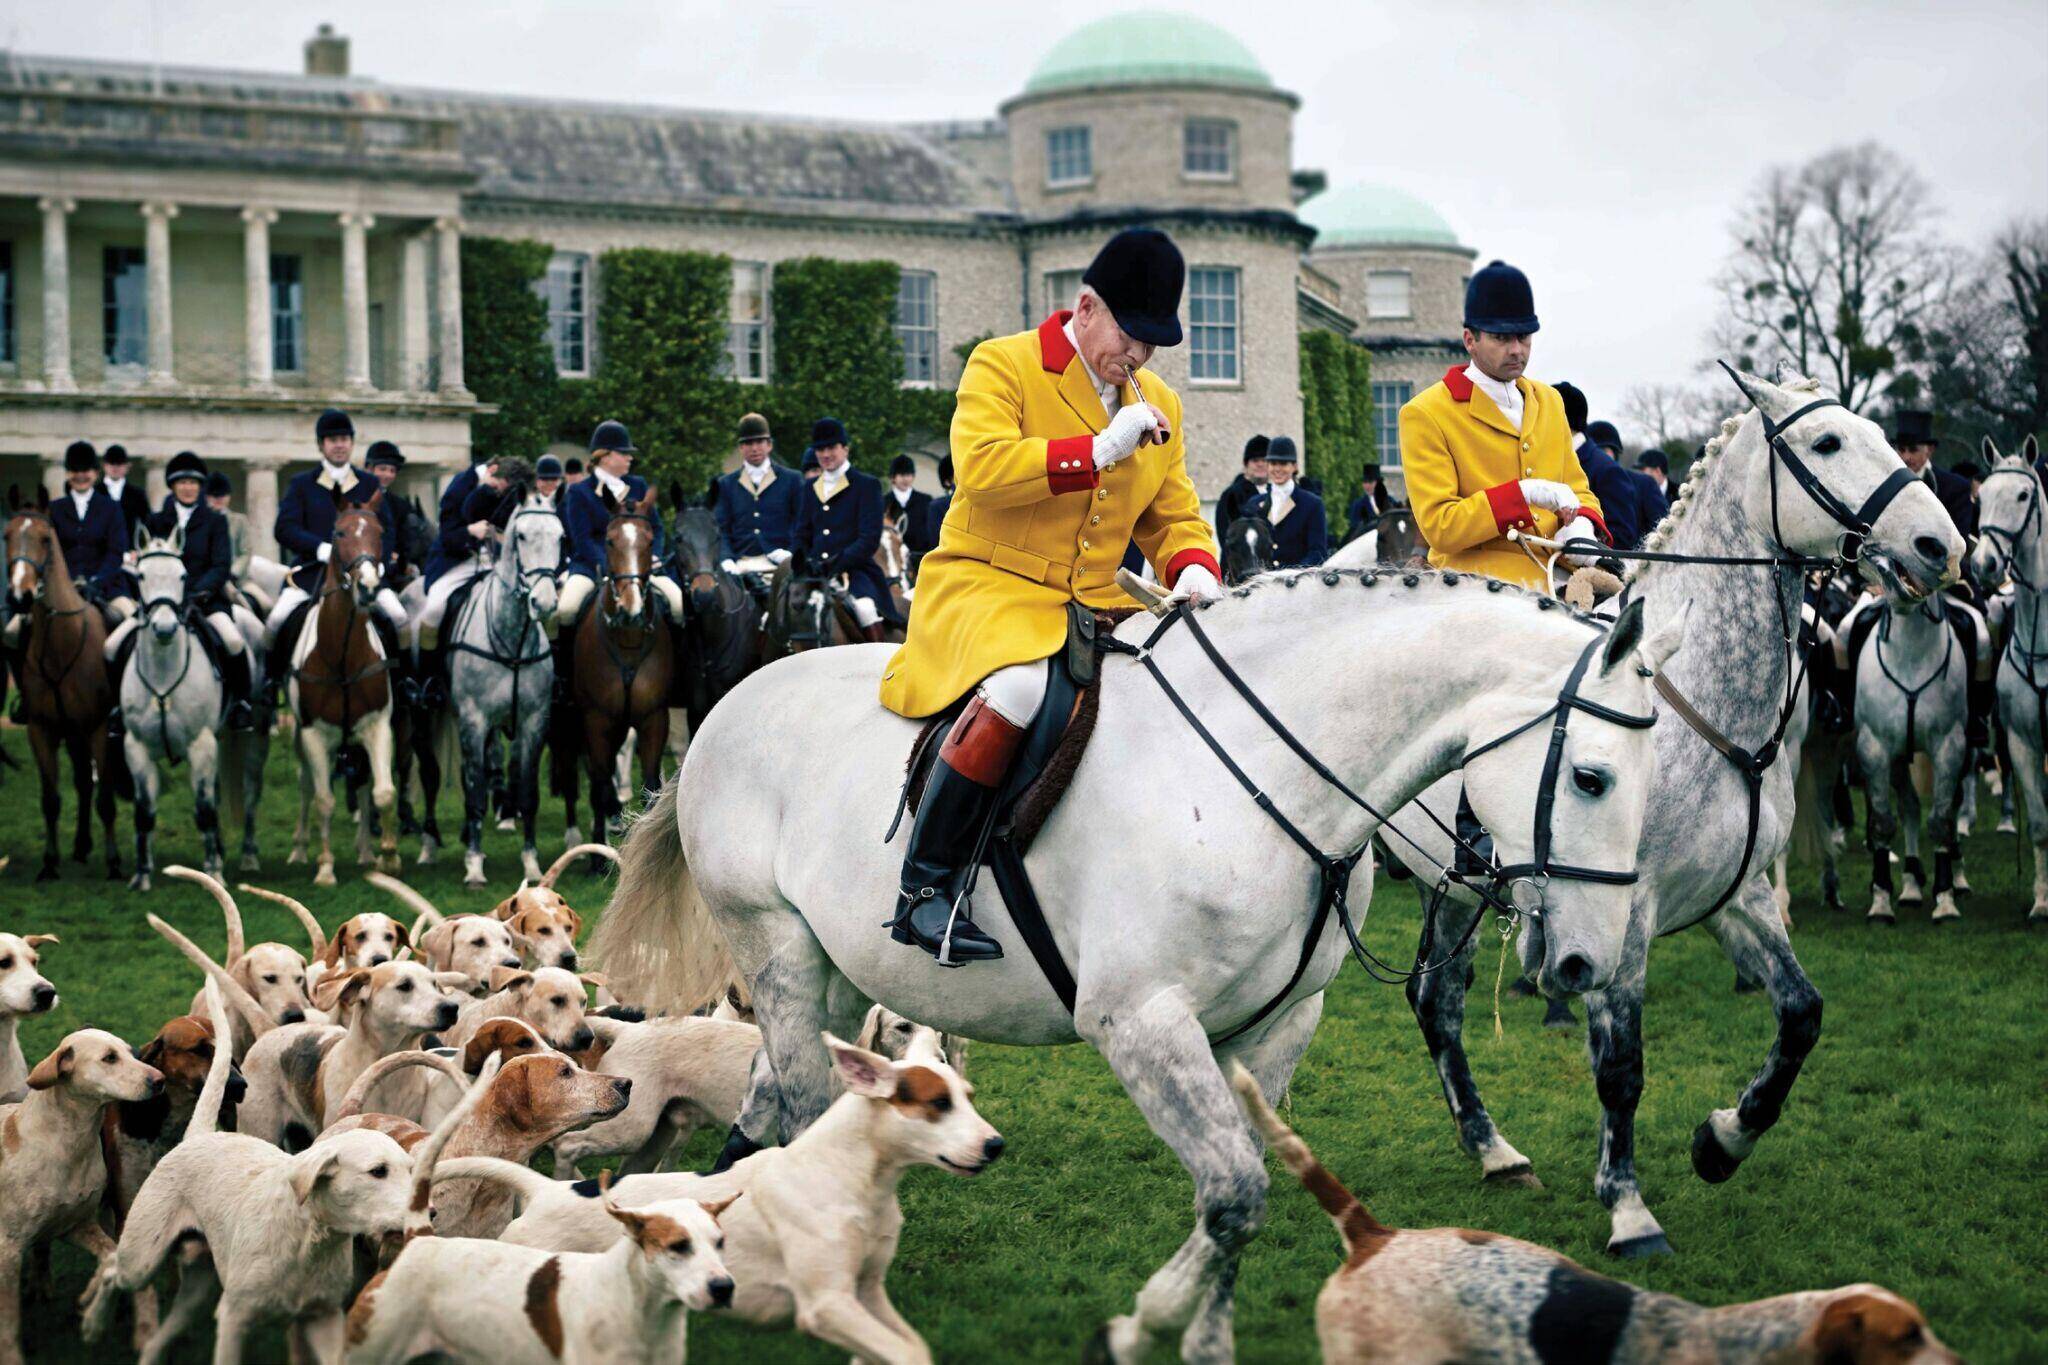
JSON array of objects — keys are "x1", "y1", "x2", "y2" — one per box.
[
  {"x1": 1791, "y1": 742, "x2": 1828, "y2": 864},
  {"x1": 1228, "y1": 1062, "x2": 1391, "y2": 1260},
  {"x1": 588, "y1": 773, "x2": 734, "y2": 1014}
]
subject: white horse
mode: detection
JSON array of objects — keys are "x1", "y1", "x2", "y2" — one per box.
[
  {"x1": 1968, "y1": 434, "x2": 2048, "y2": 925},
  {"x1": 117, "y1": 532, "x2": 228, "y2": 892},
  {"x1": 446, "y1": 493, "x2": 562, "y2": 888},
  {"x1": 597, "y1": 576, "x2": 1684, "y2": 1363},
  {"x1": 1375, "y1": 368, "x2": 1962, "y2": 1257},
  {"x1": 1853, "y1": 594, "x2": 1969, "y2": 922}
]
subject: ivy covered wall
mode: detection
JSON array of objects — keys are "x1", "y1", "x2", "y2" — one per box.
[
  {"x1": 1298, "y1": 331, "x2": 1376, "y2": 537},
  {"x1": 459, "y1": 238, "x2": 559, "y2": 464}
]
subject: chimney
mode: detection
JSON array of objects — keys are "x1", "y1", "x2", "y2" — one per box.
[{"x1": 304, "y1": 24, "x2": 349, "y2": 78}]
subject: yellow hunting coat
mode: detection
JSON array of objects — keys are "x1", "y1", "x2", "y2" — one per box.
[
  {"x1": 1400, "y1": 365, "x2": 1607, "y2": 589},
  {"x1": 879, "y1": 313, "x2": 1220, "y2": 718}
]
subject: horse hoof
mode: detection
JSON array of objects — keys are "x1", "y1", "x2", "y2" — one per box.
[
  {"x1": 496, "y1": 817, "x2": 517, "y2": 833},
  {"x1": 1998, "y1": 817, "x2": 2017, "y2": 834},
  {"x1": 314, "y1": 866, "x2": 337, "y2": 888},
  {"x1": 1607, "y1": 1231, "x2": 1675, "y2": 1260},
  {"x1": 240, "y1": 853, "x2": 261, "y2": 872},
  {"x1": 1733, "y1": 974, "x2": 1764, "y2": 995},
  {"x1": 1482, "y1": 1163, "x2": 1542, "y2": 1190},
  {"x1": 1899, "y1": 877, "x2": 1923, "y2": 905},
  {"x1": 36, "y1": 864, "x2": 57, "y2": 884},
  {"x1": 286, "y1": 850, "x2": 306, "y2": 866},
  {"x1": 564, "y1": 827, "x2": 583, "y2": 848},
  {"x1": 377, "y1": 855, "x2": 401, "y2": 876},
  {"x1": 105, "y1": 863, "x2": 123, "y2": 882},
  {"x1": 1690, "y1": 1120, "x2": 1744, "y2": 1184},
  {"x1": 2029, "y1": 912, "x2": 2048, "y2": 930},
  {"x1": 128, "y1": 874, "x2": 150, "y2": 893}
]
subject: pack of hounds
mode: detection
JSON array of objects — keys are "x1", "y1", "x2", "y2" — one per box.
[{"x1": 0, "y1": 846, "x2": 1955, "y2": 1363}]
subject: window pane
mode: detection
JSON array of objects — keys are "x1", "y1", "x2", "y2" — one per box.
[
  {"x1": 103, "y1": 246, "x2": 146, "y2": 367},
  {"x1": 1372, "y1": 381, "x2": 1414, "y2": 466},
  {"x1": 1366, "y1": 271, "x2": 1412, "y2": 320},
  {"x1": 0, "y1": 241, "x2": 13, "y2": 365},
  {"x1": 535, "y1": 252, "x2": 591, "y2": 375},
  {"x1": 1183, "y1": 120, "x2": 1234, "y2": 177},
  {"x1": 722, "y1": 261, "x2": 767, "y2": 382},
  {"x1": 1043, "y1": 268, "x2": 1084, "y2": 318},
  {"x1": 1187, "y1": 267, "x2": 1239, "y2": 382},
  {"x1": 1046, "y1": 126, "x2": 1092, "y2": 186},
  {"x1": 271, "y1": 254, "x2": 304, "y2": 373},
  {"x1": 895, "y1": 271, "x2": 937, "y2": 385}
]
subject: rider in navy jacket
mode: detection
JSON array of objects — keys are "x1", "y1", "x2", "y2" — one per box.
[
  {"x1": 792, "y1": 418, "x2": 890, "y2": 636},
  {"x1": 1256, "y1": 438, "x2": 1329, "y2": 568},
  {"x1": 715, "y1": 412, "x2": 803, "y2": 565},
  {"x1": 425, "y1": 458, "x2": 490, "y2": 587},
  {"x1": 50, "y1": 441, "x2": 135, "y2": 608},
  {"x1": 556, "y1": 421, "x2": 680, "y2": 631},
  {"x1": 1577, "y1": 420, "x2": 1643, "y2": 552}
]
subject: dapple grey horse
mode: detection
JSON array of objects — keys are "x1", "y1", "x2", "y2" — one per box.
[
  {"x1": 1361, "y1": 368, "x2": 1962, "y2": 1257},
  {"x1": 597, "y1": 576, "x2": 1685, "y2": 1364},
  {"x1": 1853, "y1": 593, "x2": 1969, "y2": 923},
  {"x1": 117, "y1": 533, "x2": 229, "y2": 892},
  {"x1": 1968, "y1": 434, "x2": 2048, "y2": 925},
  {"x1": 446, "y1": 493, "x2": 562, "y2": 888}
]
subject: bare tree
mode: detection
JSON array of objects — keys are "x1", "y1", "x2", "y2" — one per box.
[
  {"x1": 1621, "y1": 382, "x2": 1723, "y2": 451},
  {"x1": 1714, "y1": 142, "x2": 1955, "y2": 410},
  {"x1": 1923, "y1": 218, "x2": 2048, "y2": 449}
]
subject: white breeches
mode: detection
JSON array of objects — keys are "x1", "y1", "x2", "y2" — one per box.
[
  {"x1": 102, "y1": 609, "x2": 247, "y2": 662},
  {"x1": 850, "y1": 595, "x2": 882, "y2": 629},
  {"x1": 981, "y1": 657, "x2": 1050, "y2": 728},
  {"x1": 267, "y1": 583, "x2": 406, "y2": 635},
  {"x1": 417, "y1": 560, "x2": 487, "y2": 634},
  {"x1": 731, "y1": 554, "x2": 778, "y2": 575},
  {"x1": 557, "y1": 572, "x2": 682, "y2": 625}
]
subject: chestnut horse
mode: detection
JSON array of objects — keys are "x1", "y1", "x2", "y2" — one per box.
[
  {"x1": 4, "y1": 503, "x2": 120, "y2": 881},
  {"x1": 559, "y1": 491, "x2": 673, "y2": 858},
  {"x1": 285, "y1": 495, "x2": 400, "y2": 884}
]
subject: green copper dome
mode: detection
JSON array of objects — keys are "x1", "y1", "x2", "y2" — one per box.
[
  {"x1": 1025, "y1": 12, "x2": 1273, "y2": 95},
  {"x1": 1299, "y1": 184, "x2": 1464, "y2": 250}
]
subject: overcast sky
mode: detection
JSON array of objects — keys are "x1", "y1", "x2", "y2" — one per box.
[{"x1": 17, "y1": 0, "x2": 2047, "y2": 431}]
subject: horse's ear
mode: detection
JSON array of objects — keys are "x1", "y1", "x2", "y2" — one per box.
[
  {"x1": 635, "y1": 489, "x2": 658, "y2": 517},
  {"x1": 172, "y1": 524, "x2": 186, "y2": 554},
  {"x1": 1982, "y1": 435, "x2": 2001, "y2": 465},
  {"x1": 1599, "y1": 597, "x2": 1647, "y2": 677},
  {"x1": 133, "y1": 521, "x2": 151, "y2": 551},
  {"x1": 2026, "y1": 434, "x2": 2041, "y2": 464},
  {"x1": 364, "y1": 487, "x2": 385, "y2": 510}
]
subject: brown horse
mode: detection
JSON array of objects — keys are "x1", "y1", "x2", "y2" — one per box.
[
  {"x1": 4, "y1": 503, "x2": 120, "y2": 882},
  {"x1": 284, "y1": 495, "x2": 400, "y2": 884},
  {"x1": 559, "y1": 491, "x2": 673, "y2": 857}
]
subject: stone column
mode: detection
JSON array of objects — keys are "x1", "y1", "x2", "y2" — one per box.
[
  {"x1": 241, "y1": 207, "x2": 278, "y2": 388},
  {"x1": 145, "y1": 466, "x2": 169, "y2": 507},
  {"x1": 41, "y1": 459, "x2": 67, "y2": 501},
  {"x1": 398, "y1": 231, "x2": 431, "y2": 393},
  {"x1": 37, "y1": 197, "x2": 75, "y2": 393},
  {"x1": 434, "y1": 217, "x2": 468, "y2": 398},
  {"x1": 339, "y1": 211, "x2": 376, "y2": 392},
  {"x1": 244, "y1": 463, "x2": 282, "y2": 559},
  {"x1": 141, "y1": 201, "x2": 179, "y2": 387}
]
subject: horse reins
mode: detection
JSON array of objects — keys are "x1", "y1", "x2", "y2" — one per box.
[
  {"x1": 1873, "y1": 598, "x2": 1954, "y2": 752},
  {"x1": 595, "y1": 512, "x2": 663, "y2": 695},
  {"x1": 131, "y1": 548, "x2": 205, "y2": 759},
  {"x1": 450, "y1": 505, "x2": 559, "y2": 753},
  {"x1": 7, "y1": 514, "x2": 99, "y2": 718}
]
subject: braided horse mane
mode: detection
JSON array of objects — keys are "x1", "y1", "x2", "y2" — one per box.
[{"x1": 1626, "y1": 370, "x2": 1827, "y2": 581}]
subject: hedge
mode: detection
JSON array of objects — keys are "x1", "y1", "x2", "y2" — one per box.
[
  {"x1": 459, "y1": 238, "x2": 559, "y2": 461},
  {"x1": 1298, "y1": 331, "x2": 1376, "y2": 538}
]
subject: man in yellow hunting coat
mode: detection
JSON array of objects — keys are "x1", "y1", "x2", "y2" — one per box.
[
  {"x1": 1400, "y1": 260, "x2": 1611, "y2": 590},
  {"x1": 880, "y1": 228, "x2": 1222, "y2": 964}
]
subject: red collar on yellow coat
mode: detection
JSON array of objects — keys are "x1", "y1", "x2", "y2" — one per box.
[
  {"x1": 1442, "y1": 364, "x2": 1474, "y2": 401},
  {"x1": 1039, "y1": 312, "x2": 1078, "y2": 374}
]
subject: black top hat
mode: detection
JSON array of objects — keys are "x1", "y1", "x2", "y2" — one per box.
[
  {"x1": 165, "y1": 451, "x2": 208, "y2": 484},
  {"x1": 888, "y1": 454, "x2": 917, "y2": 478},
  {"x1": 1360, "y1": 463, "x2": 1382, "y2": 481},
  {"x1": 63, "y1": 440, "x2": 99, "y2": 473},
  {"x1": 801, "y1": 446, "x2": 820, "y2": 471},
  {"x1": 737, "y1": 412, "x2": 772, "y2": 442},
  {"x1": 535, "y1": 454, "x2": 564, "y2": 479},
  {"x1": 364, "y1": 440, "x2": 404, "y2": 469},
  {"x1": 1264, "y1": 436, "x2": 1299, "y2": 464},
  {"x1": 1892, "y1": 411, "x2": 1939, "y2": 447},
  {"x1": 590, "y1": 420, "x2": 637, "y2": 454},
  {"x1": 811, "y1": 417, "x2": 849, "y2": 449},
  {"x1": 1082, "y1": 228, "x2": 1186, "y2": 347},
  {"x1": 1242, "y1": 434, "x2": 1270, "y2": 465},
  {"x1": 1583, "y1": 420, "x2": 1624, "y2": 454},
  {"x1": 315, "y1": 408, "x2": 355, "y2": 441},
  {"x1": 102, "y1": 443, "x2": 131, "y2": 466},
  {"x1": 1553, "y1": 381, "x2": 1588, "y2": 434},
  {"x1": 1634, "y1": 449, "x2": 1669, "y2": 472},
  {"x1": 204, "y1": 472, "x2": 233, "y2": 499},
  {"x1": 1464, "y1": 260, "x2": 1540, "y2": 335}
]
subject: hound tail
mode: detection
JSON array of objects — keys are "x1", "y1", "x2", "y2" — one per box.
[
  {"x1": 363, "y1": 871, "x2": 445, "y2": 938},
  {"x1": 189, "y1": 977, "x2": 237, "y2": 1139},
  {"x1": 146, "y1": 912, "x2": 275, "y2": 1043},
  {"x1": 334, "y1": 1049, "x2": 465, "y2": 1121},
  {"x1": 429, "y1": 1154, "x2": 564, "y2": 1215},
  {"x1": 406, "y1": 1054, "x2": 503, "y2": 1239},
  {"x1": 166, "y1": 864, "x2": 246, "y2": 963},
  {"x1": 1228, "y1": 1062, "x2": 1390, "y2": 1259},
  {"x1": 539, "y1": 843, "x2": 618, "y2": 889},
  {"x1": 237, "y1": 882, "x2": 329, "y2": 961},
  {"x1": 588, "y1": 774, "x2": 735, "y2": 1015}
]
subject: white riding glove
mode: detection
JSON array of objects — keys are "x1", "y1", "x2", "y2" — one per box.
[
  {"x1": 1554, "y1": 515, "x2": 1604, "y2": 567},
  {"x1": 316, "y1": 544, "x2": 332, "y2": 563},
  {"x1": 768, "y1": 548, "x2": 792, "y2": 565},
  {"x1": 1093, "y1": 403, "x2": 1162, "y2": 470},
  {"x1": 1167, "y1": 563, "x2": 1224, "y2": 606},
  {"x1": 1519, "y1": 479, "x2": 1580, "y2": 513},
  {"x1": 719, "y1": 559, "x2": 739, "y2": 575}
]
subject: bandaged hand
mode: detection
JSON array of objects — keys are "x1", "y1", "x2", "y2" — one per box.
[
  {"x1": 1519, "y1": 479, "x2": 1580, "y2": 513},
  {"x1": 1555, "y1": 514, "x2": 1603, "y2": 567},
  {"x1": 1094, "y1": 402, "x2": 1164, "y2": 469}
]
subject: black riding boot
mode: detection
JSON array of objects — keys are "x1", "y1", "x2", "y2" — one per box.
[
  {"x1": 107, "y1": 628, "x2": 140, "y2": 744},
  {"x1": 887, "y1": 696, "x2": 1020, "y2": 965},
  {"x1": 552, "y1": 631, "x2": 574, "y2": 705},
  {"x1": 223, "y1": 650, "x2": 255, "y2": 731}
]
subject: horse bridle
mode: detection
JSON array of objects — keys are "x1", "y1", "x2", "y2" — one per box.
[
  {"x1": 1975, "y1": 465, "x2": 2048, "y2": 757},
  {"x1": 599, "y1": 512, "x2": 657, "y2": 626},
  {"x1": 130, "y1": 547, "x2": 201, "y2": 755},
  {"x1": 1974, "y1": 465, "x2": 2042, "y2": 589},
  {"x1": 506, "y1": 507, "x2": 564, "y2": 603}
]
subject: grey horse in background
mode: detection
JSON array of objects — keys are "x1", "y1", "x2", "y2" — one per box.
[
  {"x1": 1853, "y1": 593, "x2": 1970, "y2": 924},
  {"x1": 446, "y1": 492, "x2": 562, "y2": 888},
  {"x1": 1378, "y1": 368, "x2": 1962, "y2": 1258},
  {"x1": 1968, "y1": 434, "x2": 2048, "y2": 926},
  {"x1": 116, "y1": 532, "x2": 228, "y2": 891}
]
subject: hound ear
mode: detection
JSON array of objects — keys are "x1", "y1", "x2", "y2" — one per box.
[
  {"x1": 1599, "y1": 597, "x2": 1647, "y2": 677},
  {"x1": 822, "y1": 1031, "x2": 896, "y2": 1099},
  {"x1": 488, "y1": 894, "x2": 520, "y2": 922},
  {"x1": 417, "y1": 920, "x2": 453, "y2": 967},
  {"x1": 488, "y1": 966, "x2": 533, "y2": 995},
  {"x1": 289, "y1": 1149, "x2": 342, "y2": 1203},
  {"x1": 24, "y1": 933, "x2": 60, "y2": 949},
  {"x1": 390, "y1": 919, "x2": 411, "y2": 951},
  {"x1": 563, "y1": 906, "x2": 583, "y2": 937},
  {"x1": 699, "y1": 1192, "x2": 739, "y2": 1223},
  {"x1": 26, "y1": 1043, "x2": 74, "y2": 1090},
  {"x1": 138, "y1": 1035, "x2": 167, "y2": 1067},
  {"x1": 604, "y1": 1199, "x2": 654, "y2": 1241},
  {"x1": 576, "y1": 972, "x2": 608, "y2": 993},
  {"x1": 855, "y1": 1004, "x2": 887, "y2": 1053}
]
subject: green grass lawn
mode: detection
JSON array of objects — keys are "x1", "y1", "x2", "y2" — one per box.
[{"x1": 4, "y1": 736, "x2": 2045, "y2": 1362}]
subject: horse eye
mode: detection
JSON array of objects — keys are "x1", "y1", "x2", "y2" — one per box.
[
  {"x1": 1572, "y1": 768, "x2": 1606, "y2": 797},
  {"x1": 1812, "y1": 434, "x2": 1841, "y2": 454}
]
